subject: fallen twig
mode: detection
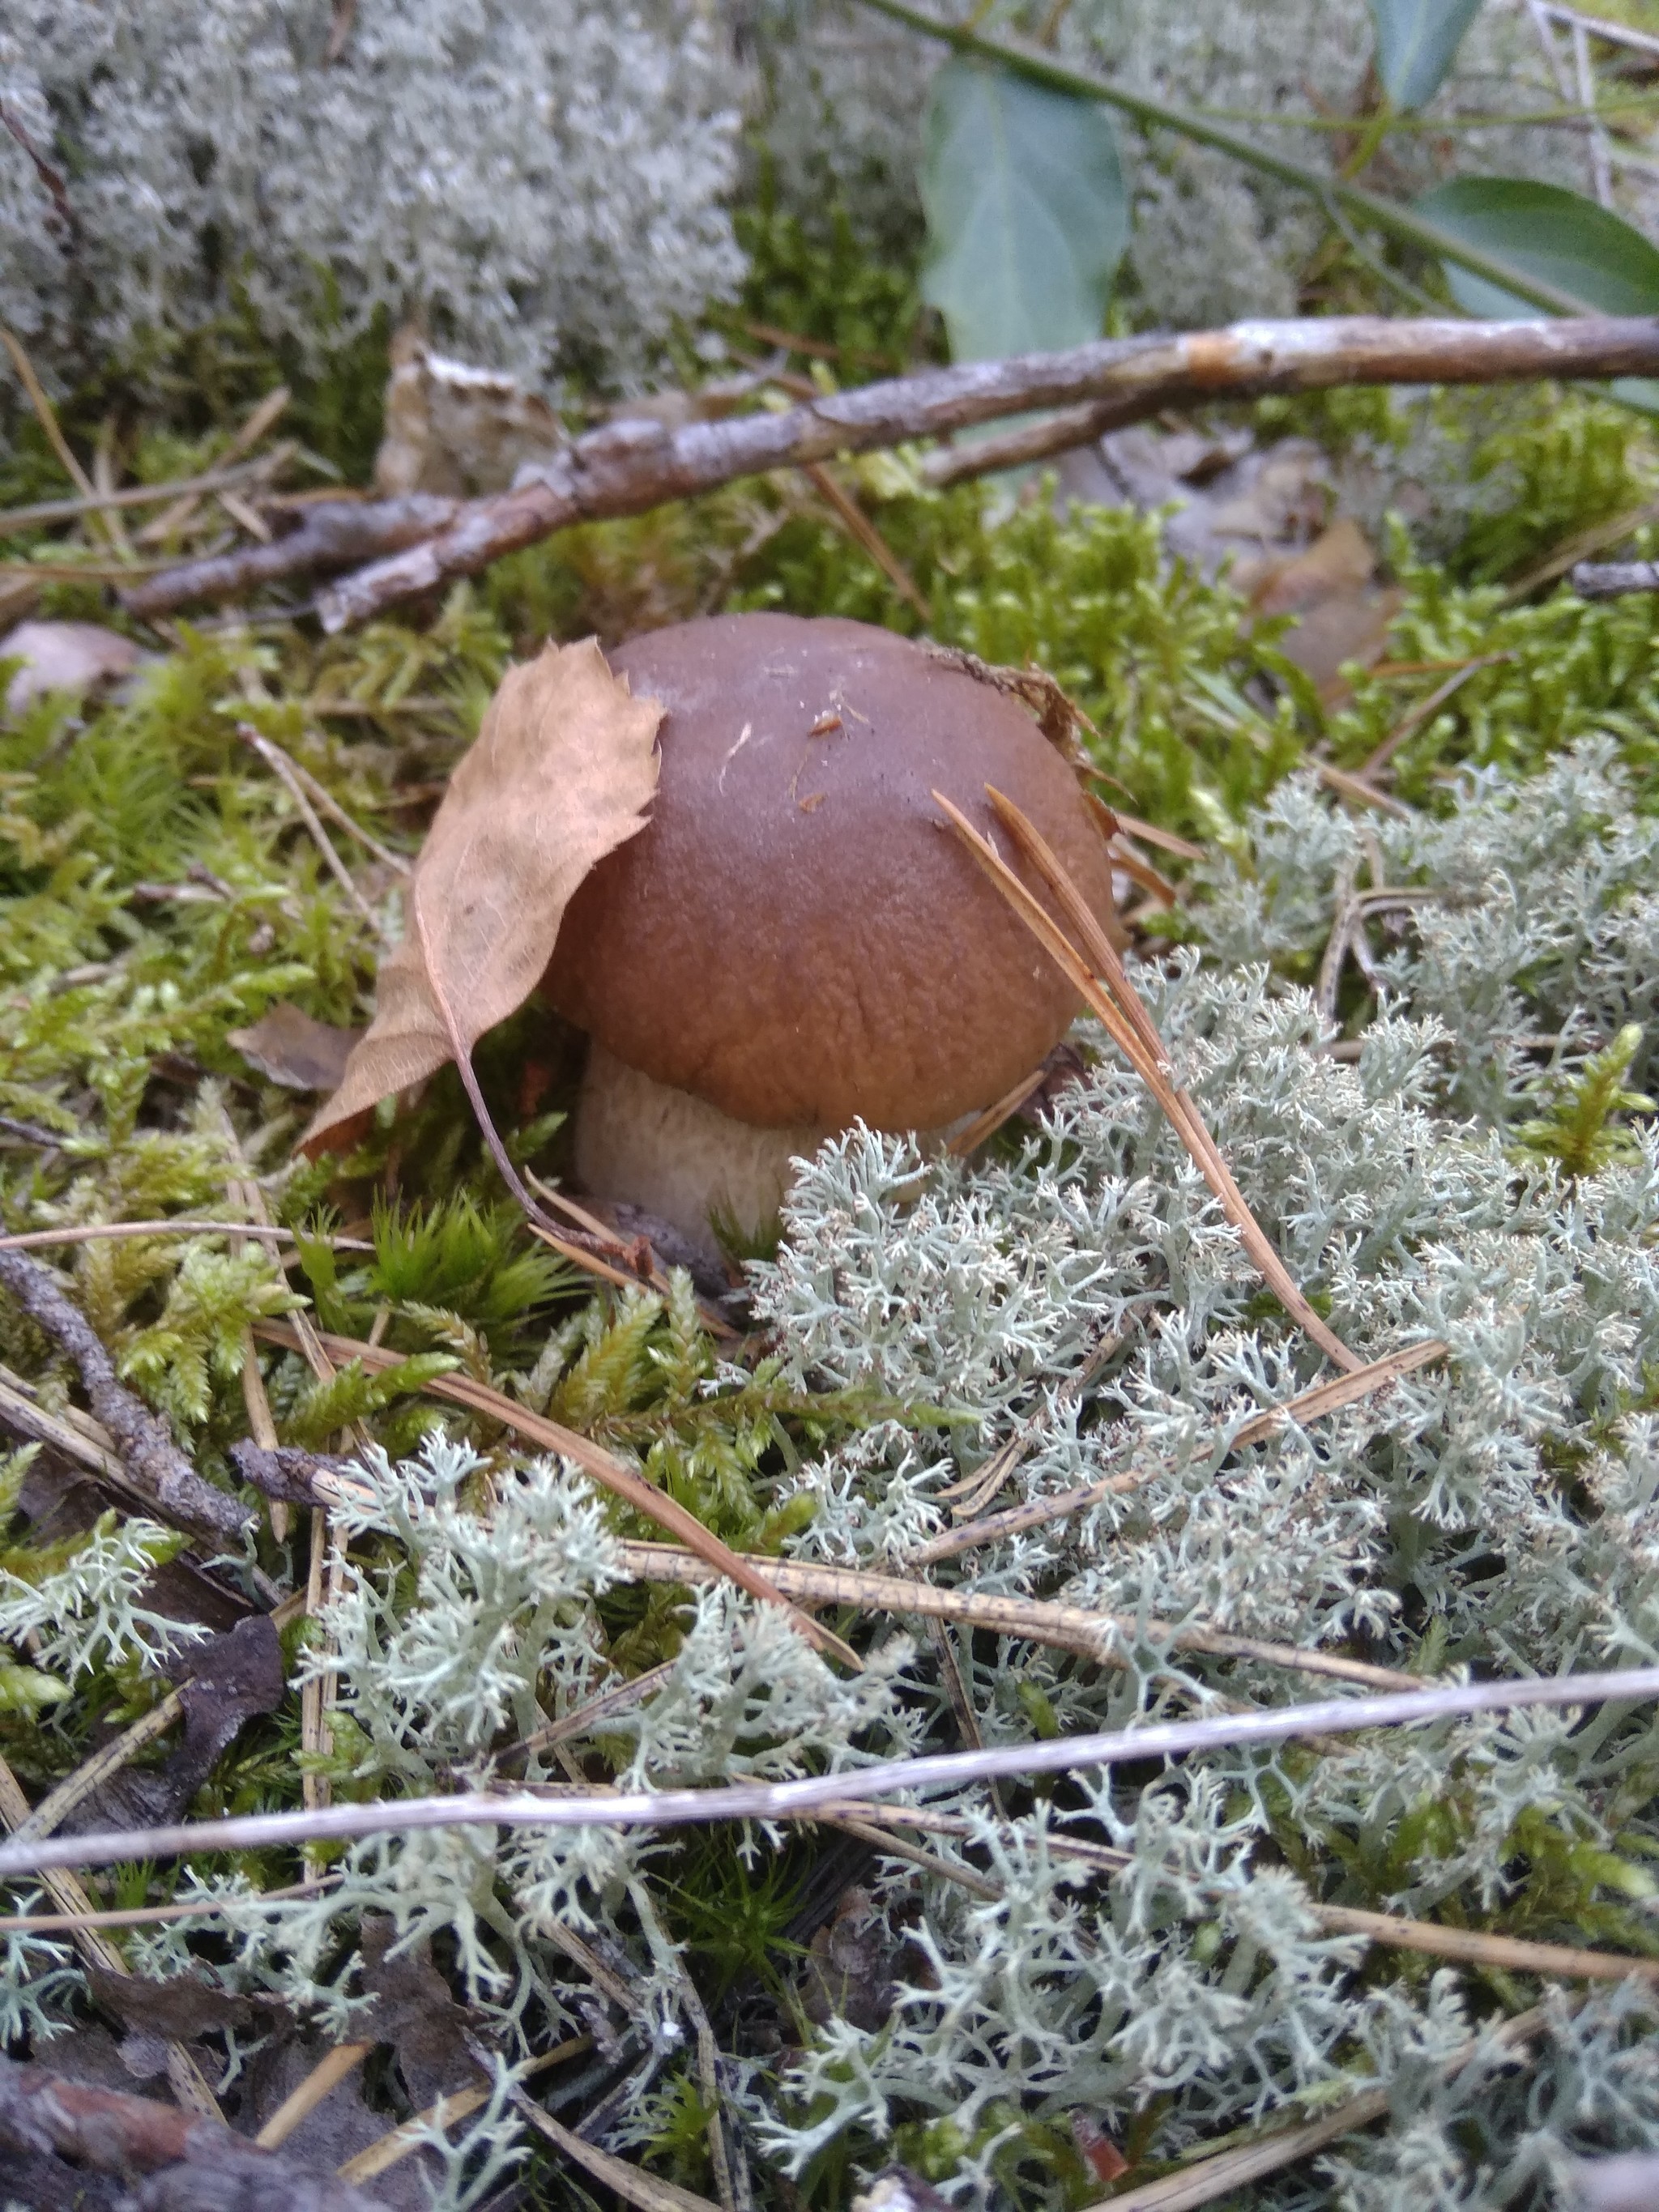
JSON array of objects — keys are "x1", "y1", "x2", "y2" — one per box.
[
  {"x1": 1310, "y1": 1900, "x2": 1659, "y2": 1983},
  {"x1": 1360, "y1": 654, "x2": 1512, "y2": 777},
  {"x1": 335, "y1": 2037, "x2": 589, "y2": 2184},
  {"x1": 126, "y1": 492, "x2": 459, "y2": 620},
  {"x1": 0, "y1": 2053, "x2": 379, "y2": 2210},
  {"x1": 0, "y1": 1751, "x2": 226, "y2": 2121},
  {"x1": 0, "y1": 1219, "x2": 373, "y2": 1254},
  {"x1": 513, "y1": 2086, "x2": 721, "y2": 2212},
  {"x1": 255, "y1": 2040, "x2": 373, "y2": 2150},
  {"x1": 0, "y1": 1875, "x2": 333, "y2": 1936},
  {"x1": 113, "y1": 318, "x2": 1659, "y2": 626},
  {"x1": 138, "y1": 385, "x2": 292, "y2": 543},
  {"x1": 0, "y1": 1249, "x2": 250, "y2": 1541},
  {"x1": 835, "y1": 1803, "x2": 1659, "y2": 1984},
  {"x1": 0, "y1": 452, "x2": 291, "y2": 538},
  {"x1": 610, "y1": 1540, "x2": 1416, "y2": 1689},
  {"x1": 913, "y1": 1336, "x2": 1447, "y2": 1563},
  {"x1": 238, "y1": 722, "x2": 387, "y2": 936},
  {"x1": 3, "y1": 1665, "x2": 1657, "y2": 1877},
  {"x1": 1570, "y1": 556, "x2": 1659, "y2": 597},
  {"x1": 800, "y1": 458, "x2": 932, "y2": 619}
]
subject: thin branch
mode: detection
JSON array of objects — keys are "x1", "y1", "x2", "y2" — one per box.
[
  {"x1": 4, "y1": 1667, "x2": 1657, "y2": 1878},
  {"x1": 112, "y1": 319, "x2": 1659, "y2": 626},
  {"x1": 254, "y1": 2041, "x2": 371, "y2": 2150},
  {"x1": 0, "y1": 1250, "x2": 251, "y2": 1541},
  {"x1": 945, "y1": 1061, "x2": 1056, "y2": 1156},
  {"x1": 1312, "y1": 1901, "x2": 1659, "y2": 1983},
  {"x1": 1538, "y1": 3, "x2": 1659, "y2": 67},
  {"x1": 239, "y1": 722, "x2": 387, "y2": 936},
  {"x1": 1571, "y1": 558, "x2": 1659, "y2": 598},
  {"x1": 335, "y1": 2037, "x2": 590, "y2": 2183},
  {"x1": 935, "y1": 786, "x2": 1363, "y2": 1370},
  {"x1": 0, "y1": 327, "x2": 96, "y2": 505},
  {"x1": 15, "y1": 1694, "x2": 186, "y2": 1844},
  {"x1": 0, "y1": 1754, "x2": 224, "y2": 2121},
  {"x1": 913, "y1": 1339, "x2": 1447, "y2": 1564},
  {"x1": 843, "y1": 1807, "x2": 1659, "y2": 1982},
  {"x1": 0, "y1": 1220, "x2": 372, "y2": 1254},
  {"x1": 0, "y1": 104, "x2": 75, "y2": 237},
  {"x1": 0, "y1": 454, "x2": 288, "y2": 537},
  {"x1": 1313, "y1": 761, "x2": 1413, "y2": 819},
  {"x1": 800, "y1": 458, "x2": 932, "y2": 620},
  {"x1": 137, "y1": 387, "x2": 292, "y2": 543},
  {"x1": 824, "y1": 1811, "x2": 1004, "y2": 1899},
  {"x1": 512, "y1": 2088, "x2": 722, "y2": 2212},
  {"x1": 1360, "y1": 654, "x2": 1512, "y2": 777},
  {"x1": 0, "y1": 1876, "x2": 335, "y2": 1936},
  {"x1": 611, "y1": 1540, "x2": 1417, "y2": 1688},
  {"x1": 283, "y1": 753, "x2": 412, "y2": 877}
]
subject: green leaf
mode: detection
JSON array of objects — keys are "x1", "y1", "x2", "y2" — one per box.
[
  {"x1": 920, "y1": 57, "x2": 1128, "y2": 363},
  {"x1": 1418, "y1": 177, "x2": 1659, "y2": 412},
  {"x1": 1370, "y1": 0, "x2": 1482, "y2": 111}
]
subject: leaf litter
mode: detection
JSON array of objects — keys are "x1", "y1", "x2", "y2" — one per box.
[{"x1": 303, "y1": 636, "x2": 663, "y2": 1150}]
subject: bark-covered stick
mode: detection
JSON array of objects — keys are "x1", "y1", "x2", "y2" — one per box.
[
  {"x1": 2, "y1": 1664, "x2": 1657, "y2": 1879},
  {"x1": 118, "y1": 317, "x2": 1659, "y2": 627},
  {"x1": 0, "y1": 1250, "x2": 251, "y2": 1542},
  {"x1": 0, "y1": 2053, "x2": 389, "y2": 2212},
  {"x1": 1569, "y1": 559, "x2": 1659, "y2": 598}
]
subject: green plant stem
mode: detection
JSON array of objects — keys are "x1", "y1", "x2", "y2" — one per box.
[{"x1": 856, "y1": 0, "x2": 1597, "y2": 317}]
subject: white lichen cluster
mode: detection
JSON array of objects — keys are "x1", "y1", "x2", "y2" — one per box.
[
  {"x1": 736, "y1": 738, "x2": 1659, "y2": 2193},
  {"x1": 0, "y1": 0, "x2": 744, "y2": 397},
  {"x1": 3, "y1": 744, "x2": 1657, "y2": 2202}
]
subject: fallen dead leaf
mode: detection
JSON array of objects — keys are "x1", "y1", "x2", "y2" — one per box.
[
  {"x1": 373, "y1": 328, "x2": 566, "y2": 499},
  {"x1": 800, "y1": 1886, "x2": 898, "y2": 2031},
  {"x1": 303, "y1": 637, "x2": 662, "y2": 1153},
  {"x1": 2, "y1": 620, "x2": 143, "y2": 715},
  {"x1": 1246, "y1": 516, "x2": 1375, "y2": 614},
  {"x1": 358, "y1": 1915, "x2": 484, "y2": 2108},
  {"x1": 229, "y1": 1004, "x2": 365, "y2": 1092},
  {"x1": 1243, "y1": 519, "x2": 1402, "y2": 700},
  {"x1": 86, "y1": 1965, "x2": 272, "y2": 2044}
]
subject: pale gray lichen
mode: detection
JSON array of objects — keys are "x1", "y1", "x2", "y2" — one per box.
[
  {"x1": 23, "y1": 743, "x2": 1657, "y2": 2206},
  {"x1": 0, "y1": 1508, "x2": 209, "y2": 1684},
  {"x1": 0, "y1": 0, "x2": 744, "y2": 398},
  {"x1": 730, "y1": 736, "x2": 1659, "y2": 2196}
]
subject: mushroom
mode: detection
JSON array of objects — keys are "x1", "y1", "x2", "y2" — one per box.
[{"x1": 542, "y1": 612, "x2": 1117, "y2": 1258}]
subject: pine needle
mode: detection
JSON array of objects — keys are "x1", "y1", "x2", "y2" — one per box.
[{"x1": 935, "y1": 785, "x2": 1363, "y2": 1372}]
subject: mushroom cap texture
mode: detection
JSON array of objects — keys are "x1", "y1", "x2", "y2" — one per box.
[{"x1": 543, "y1": 612, "x2": 1116, "y2": 1131}]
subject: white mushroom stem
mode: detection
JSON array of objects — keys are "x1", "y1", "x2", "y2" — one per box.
[{"x1": 574, "y1": 1042, "x2": 825, "y2": 1260}]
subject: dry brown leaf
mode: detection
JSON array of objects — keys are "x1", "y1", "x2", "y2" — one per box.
[
  {"x1": 229, "y1": 1005, "x2": 363, "y2": 1093},
  {"x1": 373, "y1": 329, "x2": 566, "y2": 499},
  {"x1": 2, "y1": 620, "x2": 144, "y2": 714},
  {"x1": 1243, "y1": 520, "x2": 1401, "y2": 701},
  {"x1": 1245, "y1": 517, "x2": 1375, "y2": 614},
  {"x1": 304, "y1": 637, "x2": 661, "y2": 1153}
]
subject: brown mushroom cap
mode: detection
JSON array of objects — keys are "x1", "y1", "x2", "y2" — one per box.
[{"x1": 543, "y1": 612, "x2": 1116, "y2": 1132}]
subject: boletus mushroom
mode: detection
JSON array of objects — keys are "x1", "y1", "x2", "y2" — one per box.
[{"x1": 544, "y1": 612, "x2": 1117, "y2": 1257}]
